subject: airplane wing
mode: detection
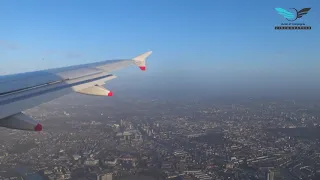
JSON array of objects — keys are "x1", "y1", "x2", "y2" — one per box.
[{"x1": 0, "y1": 51, "x2": 152, "y2": 131}]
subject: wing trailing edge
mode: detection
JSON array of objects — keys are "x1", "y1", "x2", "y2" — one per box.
[{"x1": 76, "y1": 85, "x2": 113, "y2": 96}]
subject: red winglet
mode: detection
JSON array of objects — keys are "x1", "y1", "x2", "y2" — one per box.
[
  {"x1": 139, "y1": 66, "x2": 146, "y2": 71},
  {"x1": 34, "y1": 123, "x2": 43, "y2": 131},
  {"x1": 107, "y1": 91, "x2": 113, "y2": 96}
]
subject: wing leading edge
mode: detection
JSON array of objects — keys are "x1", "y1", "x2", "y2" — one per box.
[{"x1": 0, "y1": 51, "x2": 152, "y2": 131}]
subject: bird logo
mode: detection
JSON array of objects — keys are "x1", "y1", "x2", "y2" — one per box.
[{"x1": 275, "y1": 8, "x2": 311, "y2": 21}]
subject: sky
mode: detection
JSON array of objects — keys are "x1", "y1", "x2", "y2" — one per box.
[{"x1": 0, "y1": 0, "x2": 319, "y2": 97}]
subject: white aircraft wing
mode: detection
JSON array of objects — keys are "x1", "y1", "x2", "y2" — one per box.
[{"x1": 0, "y1": 51, "x2": 152, "y2": 131}]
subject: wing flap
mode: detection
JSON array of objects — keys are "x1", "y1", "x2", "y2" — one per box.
[
  {"x1": 0, "y1": 74, "x2": 116, "y2": 119},
  {"x1": 0, "y1": 67, "x2": 104, "y2": 96},
  {"x1": 0, "y1": 112, "x2": 42, "y2": 131},
  {"x1": 76, "y1": 85, "x2": 113, "y2": 96},
  {"x1": 0, "y1": 71, "x2": 64, "y2": 95}
]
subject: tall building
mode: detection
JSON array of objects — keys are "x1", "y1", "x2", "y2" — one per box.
[
  {"x1": 267, "y1": 170, "x2": 274, "y2": 180},
  {"x1": 97, "y1": 174, "x2": 106, "y2": 180},
  {"x1": 106, "y1": 173, "x2": 112, "y2": 180},
  {"x1": 120, "y1": 119, "x2": 124, "y2": 127},
  {"x1": 97, "y1": 173, "x2": 112, "y2": 180}
]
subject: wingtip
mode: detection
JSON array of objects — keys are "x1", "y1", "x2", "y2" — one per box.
[
  {"x1": 34, "y1": 123, "x2": 43, "y2": 131},
  {"x1": 139, "y1": 66, "x2": 146, "y2": 71},
  {"x1": 133, "y1": 51, "x2": 152, "y2": 62}
]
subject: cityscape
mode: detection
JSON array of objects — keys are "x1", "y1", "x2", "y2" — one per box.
[{"x1": 1, "y1": 91, "x2": 320, "y2": 180}]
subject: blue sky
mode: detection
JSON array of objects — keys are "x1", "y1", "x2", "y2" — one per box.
[{"x1": 0, "y1": 0, "x2": 319, "y2": 94}]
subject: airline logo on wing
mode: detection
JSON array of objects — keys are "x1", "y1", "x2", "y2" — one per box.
[{"x1": 275, "y1": 8, "x2": 311, "y2": 21}]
